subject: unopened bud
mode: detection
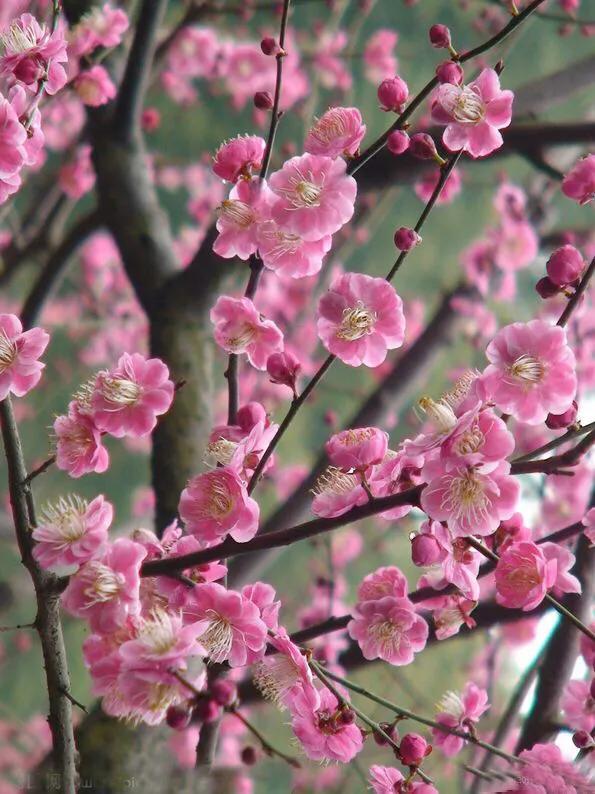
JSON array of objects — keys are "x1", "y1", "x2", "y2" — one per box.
[
  {"x1": 241, "y1": 746, "x2": 258, "y2": 765},
  {"x1": 545, "y1": 401, "x2": 578, "y2": 430},
  {"x1": 260, "y1": 36, "x2": 279, "y2": 55},
  {"x1": 411, "y1": 533, "x2": 443, "y2": 566},
  {"x1": 572, "y1": 730, "x2": 594, "y2": 749},
  {"x1": 394, "y1": 227, "x2": 422, "y2": 252},
  {"x1": 338, "y1": 707, "x2": 356, "y2": 725},
  {"x1": 535, "y1": 276, "x2": 560, "y2": 300},
  {"x1": 399, "y1": 733, "x2": 431, "y2": 766},
  {"x1": 141, "y1": 107, "x2": 161, "y2": 131},
  {"x1": 429, "y1": 24, "x2": 452, "y2": 49},
  {"x1": 377, "y1": 76, "x2": 409, "y2": 112},
  {"x1": 387, "y1": 130, "x2": 410, "y2": 155},
  {"x1": 254, "y1": 91, "x2": 273, "y2": 110},
  {"x1": 409, "y1": 133, "x2": 444, "y2": 164},
  {"x1": 267, "y1": 351, "x2": 301, "y2": 395},
  {"x1": 166, "y1": 704, "x2": 191, "y2": 731},
  {"x1": 436, "y1": 60, "x2": 464, "y2": 85},
  {"x1": 211, "y1": 680, "x2": 237, "y2": 707},
  {"x1": 546, "y1": 244, "x2": 584, "y2": 287}
]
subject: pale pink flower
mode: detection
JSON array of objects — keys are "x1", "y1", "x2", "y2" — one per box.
[
  {"x1": 431, "y1": 68, "x2": 513, "y2": 158},
  {"x1": 291, "y1": 688, "x2": 363, "y2": 763},
  {"x1": 495, "y1": 541, "x2": 557, "y2": 611},
  {"x1": 118, "y1": 609, "x2": 205, "y2": 670},
  {"x1": 210, "y1": 296, "x2": 283, "y2": 369},
  {"x1": 69, "y1": 3, "x2": 129, "y2": 57},
  {"x1": 368, "y1": 449, "x2": 424, "y2": 521},
  {"x1": 53, "y1": 400, "x2": 109, "y2": 478},
  {"x1": 304, "y1": 107, "x2": 366, "y2": 158},
  {"x1": 74, "y1": 65, "x2": 116, "y2": 106},
  {"x1": 58, "y1": 144, "x2": 96, "y2": 199},
  {"x1": 325, "y1": 426, "x2": 388, "y2": 471},
  {"x1": 432, "y1": 683, "x2": 489, "y2": 756},
  {"x1": 562, "y1": 153, "x2": 595, "y2": 206},
  {"x1": 61, "y1": 538, "x2": 147, "y2": 633},
  {"x1": 213, "y1": 179, "x2": 272, "y2": 260},
  {"x1": 416, "y1": 520, "x2": 481, "y2": 600},
  {"x1": 312, "y1": 30, "x2": 351, "y2": 91},
  {"x1": 91, "y1": 353, "x2": 174, "y2": 438},
  {"x1": 0, "y1": 92, "x2": 27, "y2": 203},
  {"x1": 269, "y1": 153, "x2": 357, "y2": 241},
  {"x1": 516, "y1": 742, "x2": 594, "y2": 793},
  {"x1": 357, "y1": 566, "x2": 409, "y2": 601},
  {"x1": 212, "y1": 135, "x2": 266, "y2": 183},
  {"x1": 540, "y1": 542, "x2": 581, "y2": 597},
  {"x1": 432, "y1": 595, "x2": 477, "y2": 640},
  {"x1": 439, "y1": 407, "x2": 515, "y2": 472},
  {"x1": 368, "y1": 766, "x2": 404, "y2": 794},
  {"x1": 480, "y1": 320, "x2": 577, "y2": 425},
  {"x1": 421, "y1": 459, "x2": 519, "y2": 538},
  {"x1": 311, "y1": 465, "x2": 367, "y2": 518},
  {"x1": 257, "y1": 220, "x2": 332, "y2": 278},
  {"x1": 492, "y1": 219, "x2": 538, "y2": 272},
  {"x1": 0, "y1": 14, "x2": 67, "y2": 94},
  {"x1": 116, "y1": 668, "x2": 200, "y2": 726},
  {"x1": 364, "y1": 30, "x2": 398, "y2": 83},
  {"x1": 348, "y1": 596, "x2": 428, "y2": 665},
  {"x1": 561, "y1": 680, "x2": 595, "y2": 733},
  {"x1": 0, "y1": 313, "x2": 49, "y2": 399},
  {"x1": 254, "y1": 629, "x2": 320, "y2": 710},
  {"x1": 317, "y1": 272, "x2": 406, "y2": 367},
  {"x1": 414, "y1": 167, "x2": 462, "y2": 205},
  {"x1": 184, "y1": 582, "x2": 267, "y2": 667},
  {"x1": 179, "y1": 466, "x2": 259, "y2": 545},
  {"x1": 207, "y1": 419, "x2": 278, "y2": 480},
  {"x1": 166, "y1": 25, "x2": 219, "y2": 79}
]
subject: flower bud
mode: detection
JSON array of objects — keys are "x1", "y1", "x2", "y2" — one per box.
[
  {"x1": 141, "y1": 107, "x2": 161, "y2": 132},
  {"x1": 260, "y1": 36, "x2": 278, "y2": 55},
  {"x1": 373, "y1": 721, "x2": 398, "y2": 746},
  {"x1": 399, "y1": 733, "x2": 430, "y2": 766},
  {"x1": 254, "y1": 91, "x2": 273, "y2": 110},
  {"x1": 338, "y1": 707, "x2": 356, "y2": 725},
  {"x1": 211, "y1": 679, "x2": 237, "y2": 707},
  {"x1": 546, "y1": 244, "x2": 584, "y2": 287},
  {"x1": 241, "y1": 746, "x2": 258, "y2": 765},
  {"x1": 409, "y1": 133, "x2": 443, "y2": 163},
  {"x1": 394, "y1": 227, "x2": 422, "y2": 252},
  {"x1": 192, "y1": 697, "x2": 221, "y2": 724},
  {"x1": 545, "y1": 401, "x2": 578, "y2": 430},
  {"x1": 14, "y1": 56, "x2": 45, "y2": 86},
  {"x1": 377, "y1": 76, "x2": 409, "y2": 112},
  {"x1": 166, "y1": 704, "x2": 192, "y2": 731},
  {"x1": 387, "y1": 130, "x2": 410, "y2": 155},
  {"x1": 429, "y1": 24, "x2": 452, "y2": 49},
  {"x1": 267, "y1": 351, "x2": 301, "y2": 395},
  {"x1": 411, "y1": 534, "x2": 443, "y2": 567},
  {"x1": 572, "y1": 730, "x2": 594, "y2": 749},
  {"x1": 237, "y1": 401, "x2": 267, "y2": 430},
  {"x1": 436, "y1": 60, "x2": 464, "y2": 85},
  {"x1": 535, "y1": 276, "x2": 560, "y2": 299}
]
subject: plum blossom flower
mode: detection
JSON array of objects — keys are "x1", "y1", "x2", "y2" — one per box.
[
  {"x1": 53, "y1": 401, "x2": 109, "y2": 478},
  {"x1": 439, "y1": 407, "x2": 515, "y2": 472},
  {"x1": 212, "y1": 135, "x2": 266, "y2": 183},
  {"x1": 364, "y1": 30, "x2": 398, "y2": 82},
  {"x1": 368, "y1": 765, "x2": 406, "y2": 794},
  {"x1": 325, "y1": 427, "x2": 388, "y2": 471},
  {"x1": 562, "y1": 153, "x2": 595, "y2": 206},
  {"x1": 241, "y1": 581, "x2": 280, "y2": 632},
  {"x1": 210, "y1": 296, "x2": 283, "y2": 369},
  {"x1": 257, "y1": 220, "x2": 332, "y2": 278},
  {"x1": 179, "y1": 466, "x2": 259, "y2": 545},
  {"x1": 69, "y1": 3, "x2": 129, "y2": 57},
  {"x1": 513, "y1": 742, "x2": 594, "y2": 792},
  {"x1": 213, "y1": 179, "x2": 272, "y2": 259},
  {"x1": 348, "y1": 596, "x2": 428, "y2": 665},
  {"x1": 432, "y1": 683, "x2": 489, "y2": 756},
  {"x1": 561, "y1": 680, "x2": 595, "y2": 733},
  {"x1": 58, "y1": 144, "x2": 96, "y2": 199},
  {"x1": 415, "y1": 520, "x2": 481, "y2": 600},
  {"x1": 74, "y1": 65, "x2": 116, "y2": 107},
  {"x1": 317, "y1": 273, "x2": 406, "y2": 367},
  {"x1": 431, "y1": 68, "x2": 513, "y2": 158},
  {"x1": 253, "y1": 629, "x2": 320, "y2": 710},
  {"x1": 495, "y1": 541, "x2": 557, "y2": 611},
  {"x1": 0, "y1": 14, "x2": 68, "y2": 94},
  {"x1": 356, "y1": 566, "x2": 409, "y2": 601},
  {"x1": 540, "y1": 542, "x2": 581, "y2": 597},
  {"x1": 269, "y1": 154, "x2": 357, "y2": 241},
  {"x1": 311, "y1": 466, "x2": 367, "y2": 518},
  {"x1": 0, "y1": 313, "x2": 49, "y2": 400},
  {"x1": 118, "y1": 609, "x2": 205, "y2": 670},
  {"x1": 32, "y1": 495, "x2": 112, "y2": 573},
  {"x1": 480, "y1": 320, "x2": 577, "y2": 425},
  {"x1": 304, "y1": 106, "x2": 366, "y2": 158},
  {"x1": 291, "y1": 688, "x2": 363, "y2": 763},
  {"x1": 432, "y1": 595, "x2": 477, "y2": 640},
  {"x1": 91, "y1": 353, "x2": 174, "y2": 438}
]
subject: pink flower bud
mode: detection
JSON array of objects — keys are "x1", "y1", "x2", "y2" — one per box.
[
  {"x1": 211, "y1": 679, "x2": 237, "y2": 707},
  {"x1": 409, "y1": 133, "x2": 441, "y2": 161},
  {"x1": 399, "y1": 733, "x2": 430, "y2": 766},
  {"x1": 436, "y1": 60, "x2": 464, "y2": 84},
  {"x1": 429, "y1": 24, "x2": 452, "y2": 49},
  {"x1": 241, "y1": 746, "x2": 258, "y2": 765},
  {"x1": 546, "y1": 244, "x2": 584, "y2": 287},
  {"x1": 266, "y1": 351, "x2": 300, "y2": 394},
  {"x1": 237, "y1": 401, "x2": 267, "y2": 431},
  {"x1": 535, "y1": 276, "x2": 560, "y2": 299},
  {"x1": 377, "y1": 76, "x2": 409, "y2": 112},
  {"x1": 193, "y1": 698, "x2": 221, "y2": 724},
  {"x1": 411, "y1": 534, "x2": 443, "y2": 567},
  {"x1": 572, "y1": 730, "x2": 594, "y2": 749},
  {"x1": 141, "y1": 107, "x2": 161, "y2": 131},
  {"x1": 374, "y1": 722, "x2": 398, "y2": 746},
  {"x1": 394, "y1": 227, "x2": 422, "y2": 252},
  {"x1": 260, "y1": 36, "x2": 278, "y2": 55},
  {"x1": 254, "y1": 91, "x2": 273, "y2": 110},
  {"x1": 545, "y1": 400, "x2": 578, "y2": 430},
  {"x1": 387, "y1": 130, "x2": 410, "y2": 155},
  {"x1": 166, "y1": 704, "x2": 192, "y2": 731}
]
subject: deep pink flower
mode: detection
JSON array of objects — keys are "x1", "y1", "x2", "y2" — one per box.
[
  {"x1": 492, "y1": 219, "x2": 538, "y2": 272},
  {"x1": 91, "y1": 353, "x2": 174, "y2": 438},
  {"x1": 254, "y1": 629, "x2": 320, "y2": 710},
  {"x1": 266, "y1": 350, "x2": 301, "y2": 394},
  {"x1": 431, "y1": 68, "x2": 513, "y2": 158},
  {"x1": 348, "y1": 596, "x2": 428, "y2": 665},
  {"x1": 515, "y1": 742, "x2": 594, "y2": 792},
  {"x1": 325, "y1": 426, "x2": 388, "y2": 471},
  {"x1": 0, "y1": 90, "x2": 27, "y2": 182},
  {"x1": 367, "y1": 448, "x2": 424, "y2": 521},
  {"x1": 439, "y1": 407, "x2": 515, "y2": 472},
  {"x1": 210, "y1": 296, "x2": 283, "y2": 369},
  {"x1": 317, "y1": 272, "x2": 406, "y2": 367},
  {"x1": 0, "y1": 14, "x2": 67, "y2": 94},
  {"x1": 69, "y1": 3, "x2": 129, "y2": 57},
  {"x1": 184, "y1": 582, "x2": 267, "y2": 667},
  {"x1": 116, "y1": 668, "x2": 201, "y2": 726},
  {"x1": 269, "y1": 154, "x2": 357, "y2": 241},
  {"x1": 540, "y1": 542, "x2": 581, "y2": 597},
  {"x1": 432, "y1": 683, "x2": 489, "y2": 756},
  {"x1": 257, "y1": 219, "x2": 332, "y2": 278},
  {"x1": 415, "y1": 520, "x2": 481, "y2": 600},
  {"x1": 432, "y1": 595, "x2": 477, "y2": 640},
  {"x1": 213, "y1": 179, "x2": 272, "y2": 260},
  {"x1": 291, "y1": 688, "x2": 363, "y2": 763},
  {"x1": 561, "y1": 679, "x2": 595, "y2": 733},
  {"x1": 32, "y1": 494, "x2": 112, "y2": 573},
  {"x1": 241, "y1": 581, "x2": 280, "y2": 632},
  {"x1": 377, "y1": 75, "x2": 409, "y2": 112},
  {"x1": 0, "y1": 313, "x2": 49, "y2": 399},
  {"x1": 179, "y1": 466, "x2": 259, "y2": 545},
  {"x1": 368, "y1": 765, "x2": 405, "y2": 794},
  {"x1": 74, "y1": 65, "x2": 116, "y2": 106},
  {"x1": 53, "y1": 400, "x2": 109, "y2": 478},
  {"x1": 212, "y1": 135, "x2": 266, "y2": 182},
  {"x1": 304, "y1": 106, "x2": 366, "y2": 158},
  {"x1": 495, "y1": 541, "x2": 557, "y2": 611},
  {"x1": 562, "y1": 153, "x2": 595, "y2": 206},
  {"x1": 357, "y1": 565, "x2": 409, "y2": 601},
  {"x1": 547, "y1": 244, "x2": 584, "y2": 287},
  {"x1": 480, "y1": 320, "x2": 577, "y2": 425}
]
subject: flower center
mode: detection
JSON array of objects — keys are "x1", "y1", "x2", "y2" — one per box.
[
  {"x1": 201, "y1": 475, "x2": 235, "y2": 520},
  {"x1": 336, "y1": 302, "x2": 377, "y2": 341},
  {"x1": 261, "y1": 229, "x2": 302, "y2": 260},
  {"x1": 436, "y1": 690, "x2": 465, "y2": 720},
  {"x1": 225, "y1": 323, "x2": 256, "y2": 351},
  {"x1": 39, "y1": 495, "x2": 89, "y2": 544},
  {"x1": 100, "y1": 376, "x2": 142, "y2": 407},
  {"x1": 83, "y1": 563, "x2": 122, "y2": 604},
  {"x1": 450, "y1": 85, "x2": 486, "y2": 124},
  {"x1": 310, "y1": 110, "x2": 349, "y2": 144},
  {"x1": 454, "y1": 424, "x2": 484, "y2": 455},
  {"x1": 253, "y1": 656, "x2": 301, "y2": 707},
  {"x1": 0, "y1": 330, "x2": 17, "y2": 374},
  {"x1": 418, "y1": 397, "x2": 458, "y2": 433},
  {"x1": 509, "y1": 355, "x2": 545, "y2": 385},
  {"x1": 139, "y1": 611, "x2": 178, "y2": 655},
  {"x1": 341, "y1": 428, "x2": 375, "y2": 446},
  {"x1": 369, "y1": 618, "x2": 402, "y2": 651},
  {"x1": 0, "y1": 22, "x2": 40, "y2": 54},
  {"x1": 219, "y1": 199, "x2": 255, "y2": 228},
  {"x1": 505, "y1": 566, "x2": 541, "y2": 591},
  {"x1": 313, "y1": 466, "x2": 358, "y2": 496},
  {"x1": 200, "y1": 611, "x2": 233, "y2": 663},
  {"x1": 442, "y1": 469, "x2": 489, "y2": 523},
  {"x1": 204, "y1": 438, "x2": 237, "y2": 467},
  {"x1": 440, "y1": 370, "x2": 479, "y2": 410}
]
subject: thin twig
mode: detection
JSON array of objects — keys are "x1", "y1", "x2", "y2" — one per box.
[{"x1": 228, "y1": 706, "x2": 301, "y2": 768}]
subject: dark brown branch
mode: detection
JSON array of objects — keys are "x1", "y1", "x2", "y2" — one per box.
[
  {"x1": 511, "y1": 429, "x2": 595, "y2": 475},
  {"x1": 557, "y1": 254, "x2": 595, "y2": 328}
]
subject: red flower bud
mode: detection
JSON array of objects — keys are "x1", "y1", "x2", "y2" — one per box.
[
  {"x1": 409, "y1": 133, "x2": 441, "y2": 162},
  {"x1": 266, "y1": 351, "x2": 301, "y2": 395},
  {"x1": 429, "y1": 24, "x2": 452, "y2": 49},
  {"x1": 572, "y1": 730, "x2": 594, "y2": 749},
  {"x1": 436, "y1": 60, "x2": 464, "y2": 85},
  {"x1": 241, "y1": 746, "x2": 258, "y2": 765},
  {"x1": 545, "y1": 401, "x2": 578, "y2": 430},
  {"x1": 253, "y1": 91, "x2": 273, "y2": 110},
  {"x1": 535, "y1": 276, "x2": 560, "y2": 299},
  {"x1": 377, "y1": 76, "x2": 409, "y2": 112},
  {"x1": 387, "y1": 130, "x2": 410, "y2": 155},
  {"x1": 411, "y1": 534, "x2": 443, "y2": 566},
  {"x1": 166, "y1": 704, "x2": 192, "y2": 731},
  {"x1": 210, "y1": 679, "x2": 237, "y2": 707},
  {"x1": 399, "y1": 733, "x2": 430, "y2": 766},
  {"x1": 141, "y1": 107, "x2": 161, "y2": 132},
  {"x1": 394, "y1": 227, "x2": 422, "y2": 252},
  {"x1": 260, "y1": 36, "x2": 278, "y2": 55}
]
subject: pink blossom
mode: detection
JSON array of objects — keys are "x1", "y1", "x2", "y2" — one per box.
[
  {"x1": 439, "y1": 407, "x2": 515, "y2": 472},
  {"x1": 495, "y1": 541, "x2": 557, "y2": 611},
  {"x1": 116, "y1": 668, "x2": 200, "y2": 726},
  {"x1": 269, "y1": 154, "x2": 357, "y2": 241},
  {"x1": 212, "y1": 135, "x2": 266, "y2": 183},
  {"x1": 213, "y1": 179, "x2": 271, "y2": 260},
  {"x1": 0, "y1": 91, "x2": 27, "y2": 204},
  {"x1": 583, "y1": 507, "x2": 595, "y2": 546},
  {"x1": 368, "y1": 766, "x2": 405, "y2": 793},
  {"x1": 254, "y1": 629, "x2": 320, "y2": 710},
  {"x1": 257, "y1": 219, "x2": 332, "y2": 278},
  {"x1": 0, "y1": 14, "x2": 67, "y2": 94},
  {"x1": 325, "y1": 426, "x2": 388, "y2": 471},
  {"x1": 69, "y1": 3, "x2": 129, "y2": 57},
  {"x1": 58, "y1": 144, "x2": 96, "y2": 199},
  {"x1": 311, "y1": 466, "x2": 367, "y2": 518},
  {"x1": 348, "y1": 596, "x2": 428, "y2": 665},
  {"x1": 432, "y1": 683, "x2": 489, "y2": 756},
  {"x1": 431, "y1": 68, "x2": 514, "y2": 158},
  {"x1": 492, "y1": 219, "x2": 538, "y2": 272},
  {"x1": 179, "y1": 466, "x2": 259, "y2": 545},
  {"x1": 61, "y1": 538, "x2": 147, "y2": 633},
  {"x1": 480, "y1": 320, "x2": 577, "y2": 425},
  {"x1": 540, "y1": 542, "x2": 581, "y2": 597},
  {"x1": 185, "y1": 582, "x2": 267, "y2": 667},
  {"x1": 74, "y1": 65, "x2": 116, "y2": 107},
  {"x1": 432, "y1": 595, "x2": 477, "y2": 640},
  {"x1": 357, "y1": 565, "x2": 409, "y2": 601},
  {"x1": 166, "y1": 26, "x2": 219, "y2": 79},
  {"x1": 514, "y1": 742, "x2": 594, "y2": 792},
  {"x1": 317, "y1": 272, "x2": 406, "y2": 367},
  {"x1": 53, "y1": 401, "x2": 109, "y2": 478},
  {"x1": 8, "y1": 84, "x2": 44, "y2": 167},
  {"x1": 416, "y1": 520, "x2": 481, "y2": 600},
  {"x1": 312, "y1": 30, "x2": 351, "y2": 91},
  {"x1": 241, "y1": 581, "x2": 280, "y2": 632},
  {"x1": 364, "y1": 30, "x2": 398, "y2": 83},
  {"x1": 119, "y1": 609, "x2": 205, "y2": 670},
  {"x1": 368, "y1": 448, "x2": 424, "y2": 521},
  {"x1": 0, "y1": 313, "x2": 49, "y2": 399},
  {"x1": 210, "y1": 296, "x2": 283, "y2": 369},
  {"x1": 561, "y1": 679, "x2": 595, "y2": 733},
  {"x1": 91, "y1": 353, "x2": 174, "y2": 438},
  {"x1": 291, "y1": 688, "x2": 363, "y2": 763},
  {"x1": 562, "y1": 153, "x2": 595, "y2": 206},
  {"x1": 304, "y1": 107, "x2": 366, "y2": 158},
  {"x1": 414, "y1": 167, "x2": 462, "y2": 205}
]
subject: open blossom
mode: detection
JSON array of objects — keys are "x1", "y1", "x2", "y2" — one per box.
[
  {"x1": 185, "y1": 582, "x2": 267, "y2": 667},
  {"x1": 210, "y1": 296, "x2": 283, "y2": 369},
  {"x1": 432, "y1": 683, "x2": 489, "y2": 756},
  {"x1": 0, "y1": 313, "x2": 49, "y2": 400},
  {"x1": 325, "y1": 427, "x2": 388, "y2": 471},
  {"x1": 58, "y1": 144, "x2": 96, "y2": 199},
  {"x1": 69, "y1": 3, "x2": 129, "y2": 56},
  {"x1": 432, "y1": 595, "x2": 477, "y2": 640},
  {"x1": 212, "y1": 135, "x2": 266, "y2": 183},
  {"x1": 254, "y1": 629, "x2": 320, "y2": 710},
  {"x1": 415, "y1": 520, "x2": 481, "y2": 600},
  {"x1": 348, "y1": 596, "x2": 428, "y2": 665},
  {"x1": 118, "y1": 609, "x2": 205, "y2": 670},
  {"x1": 257, "y1": 219, "x2": 332, "y2": 278},
  {"x1": 213, "y1": 179, "x2": 271, "y2": 260},
  {"x1": 364, "y1": 29, "x2": 398, "y2": 82},
  {"x1": 32, "y1": 495, "x2": 112, "y2": 573},
  {"x1": 513, "y1": 742, "x2": 595, "y2": 792},
  {"x1": 62, "y1": 538, "x2": 147, "y2": 633},
  {"x1": 269, "y1": 153, "x2": 357, "y2": 241},
  {"x1": 74, "y1": 65, "x2": 116, "y2": 107},
  {"x1": 0, "y1": 90, "x2": 27, "y2": 186},
  {"x1": 369, "y1": 766, "x2": 438, "y2": 794},
  {"x1": 53, "y1": 400, "x2": 109, "y2": 478},
  {"x1": 562, "y1": 153, "x2": 595, "y2": 206},
  {"x1": 291, "y1": 688, "x2": 363, "y2": 763},
  {"x1": 431, "y1": 68, "x2": 513, "y2": 158},
  {"x1": 439, "y1": 407, "x2": 515, "y2": 472},
  {"x1": 179, "y1": 466, "x2": 259, "y2": 545},
  {"x1": 561, "y1": 680, "x2": 595, "y2": 733},
  {"x1": 357, "y1": 566, "x2": 409, "y2": 601},
  {"x1": 495, "y1": 541, "x2": 557, "y2": 611},
  {"x1": 304, "y1": 106, "x2": 366, "y2": 158},
  {"x1": 317, "y1": 273, "x2": 406, "y2": 367},
  {"x1": 91, "y1": 353, "x2": 174, "y2": 438},
  {"x1": 0, "y1": 14, "x2": 68, "y2": 94},
  {"x1": 480, "y1": 320, "x2": 577, "y2": 425},
  {"x1": 540, "y1": 542, "x2": 581, "y2": 597},
  {"x1": 311, "y1": 465, "x2": 367, "y2": 518}
]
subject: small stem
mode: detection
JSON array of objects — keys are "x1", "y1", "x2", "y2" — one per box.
[
  {"x1": 228, "y1": 706, "x2": 301, "y2": 768},
  {"x1": 512, "y1": 420, "x2": 595, "y2": 464}
]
